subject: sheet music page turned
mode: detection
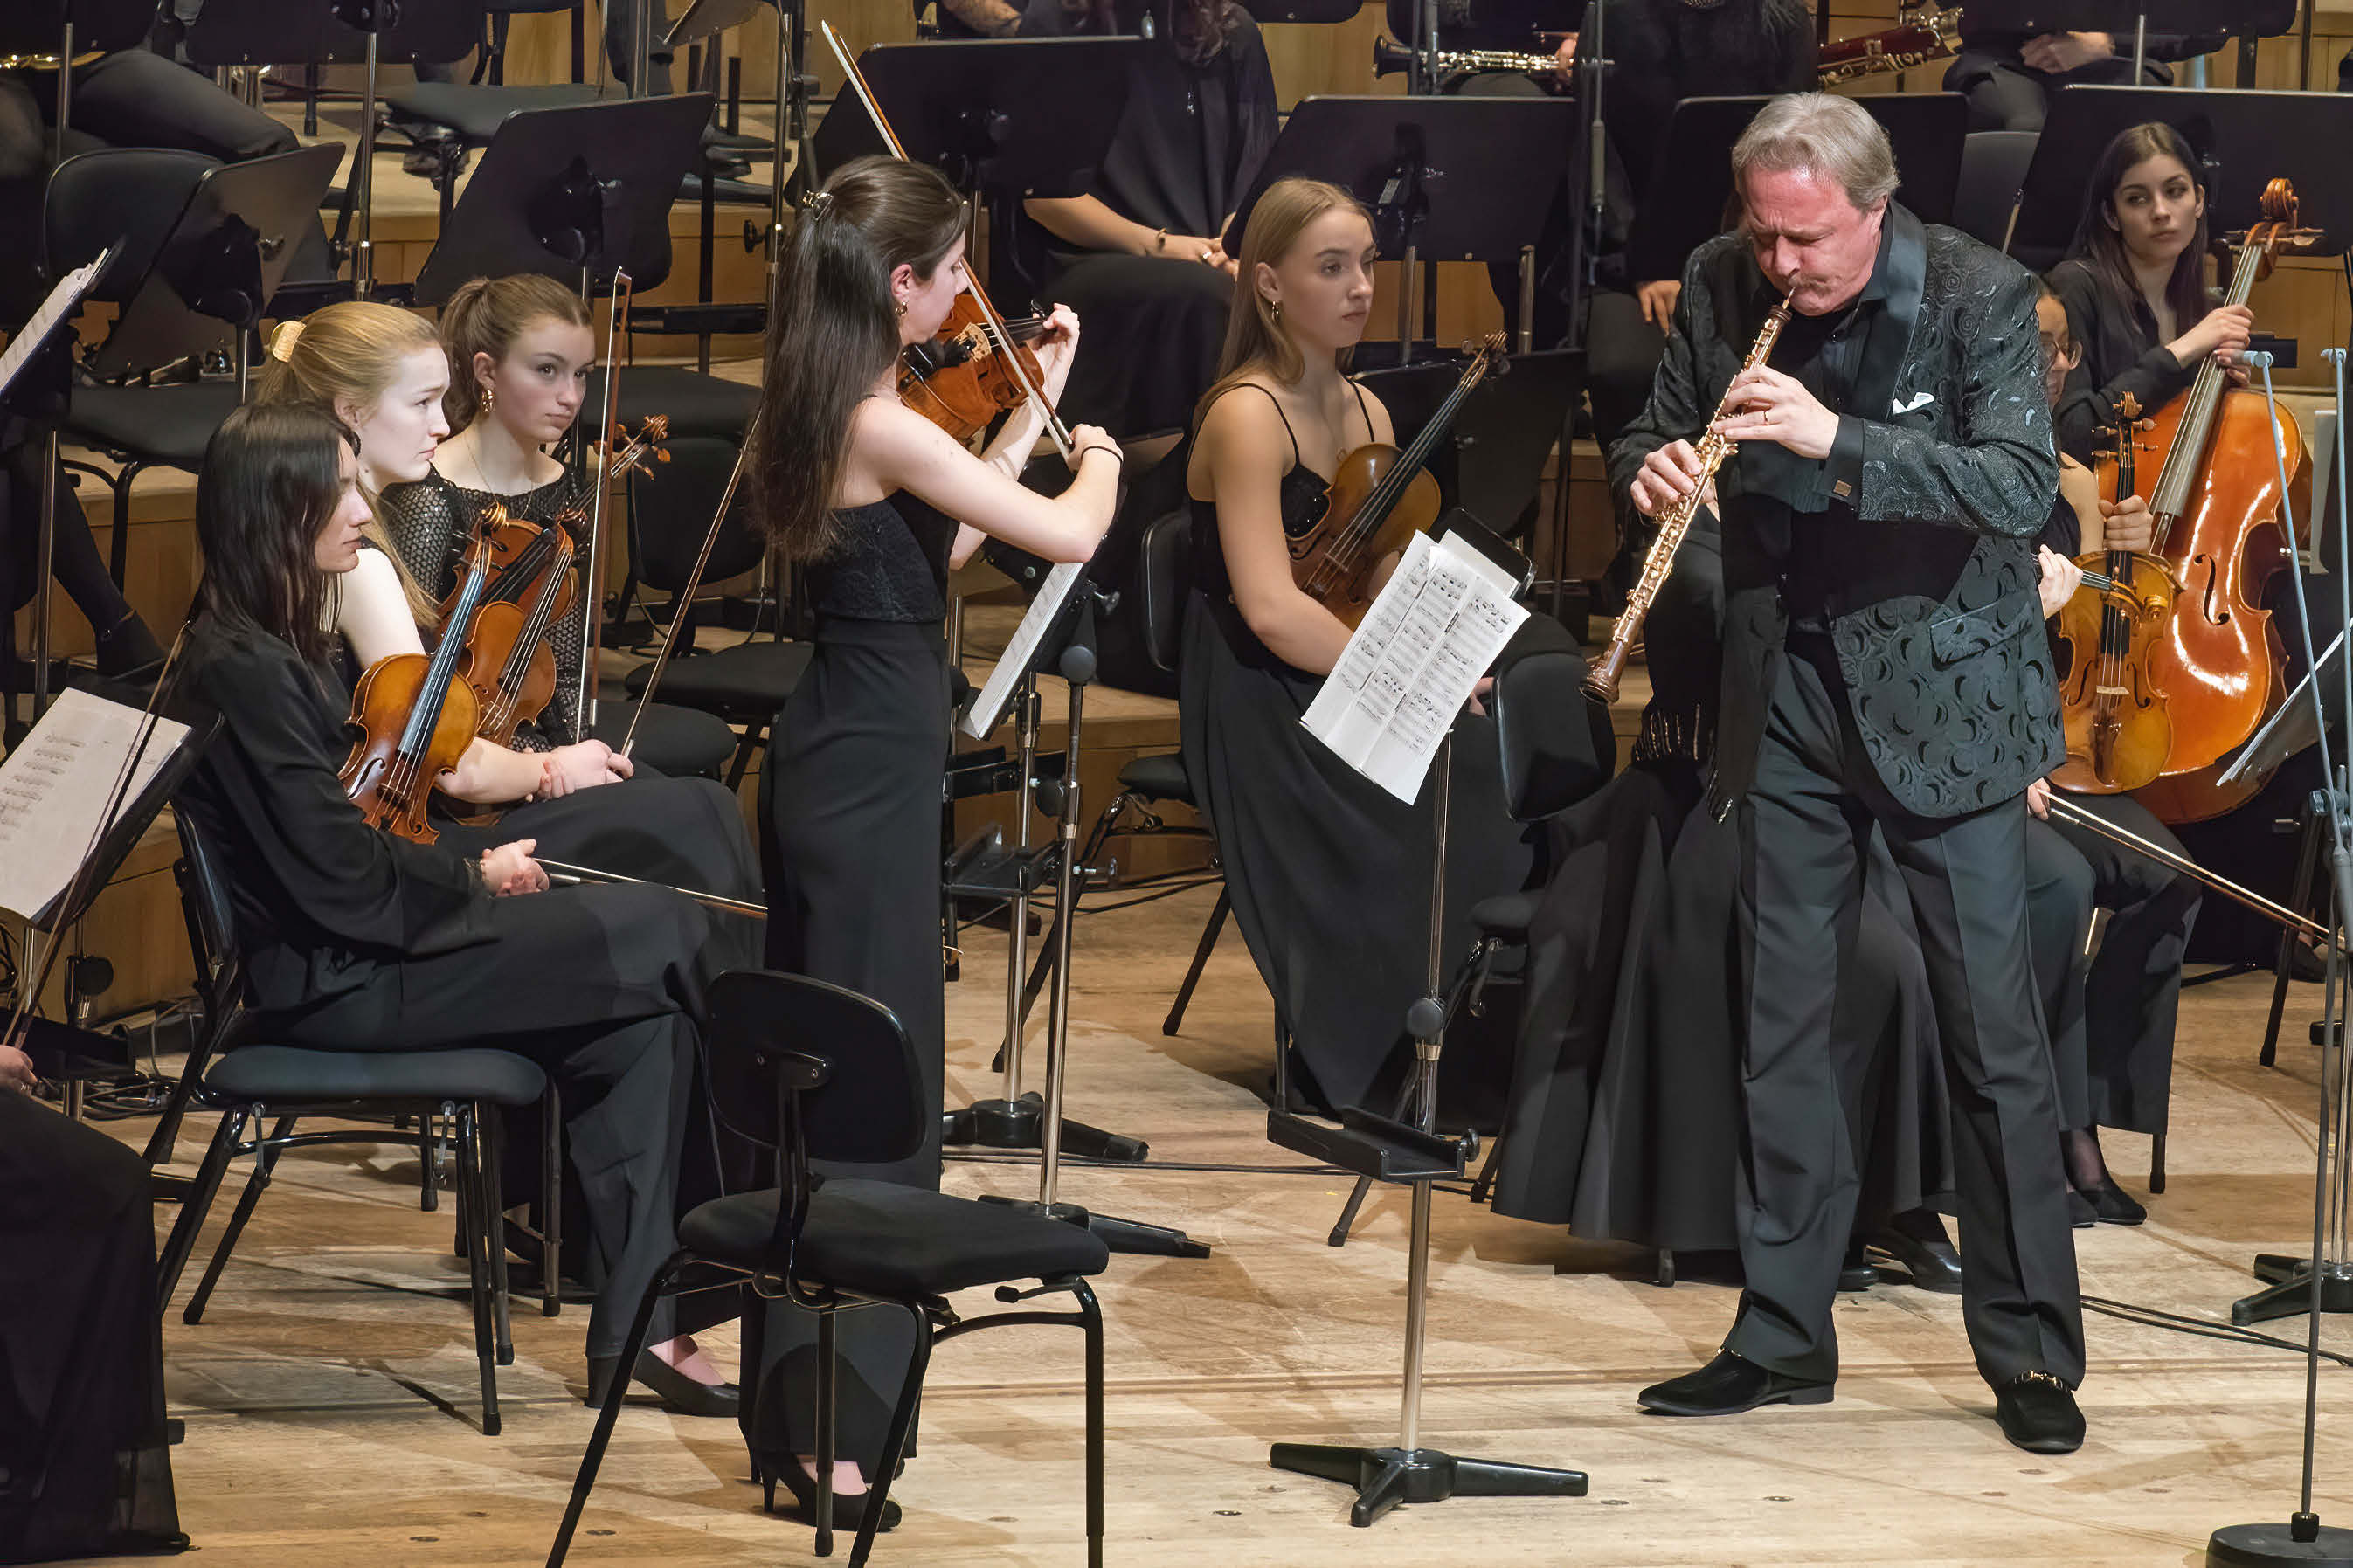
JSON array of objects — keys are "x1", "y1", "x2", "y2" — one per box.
[
  {"x1": 0, "y1": 687, "x2": 190, "y2": 923},
  {"x1": 960, "y1": 559, "x2": 1083, "y2": 740},
  {"x1": 1301, "y1": 529, "x2": 1529, "y2": 804}
]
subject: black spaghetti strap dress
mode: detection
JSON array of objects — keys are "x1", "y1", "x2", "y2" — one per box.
[
  {"x1": 1180, "y1": 382, "x2": 1534, "y2": 1115},
  {"x1": 751, "y1": 491, "x2": 955, "y2": 1480}
]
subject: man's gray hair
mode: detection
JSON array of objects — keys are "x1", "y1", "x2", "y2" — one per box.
[{"x1": 1731, "y1": 93, "x2": 1900, "y2": 212}]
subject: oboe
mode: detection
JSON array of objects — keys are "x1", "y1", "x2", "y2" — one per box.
[{"x1": 1584, "y1": 299, "x2": 1791, "y2": 703}]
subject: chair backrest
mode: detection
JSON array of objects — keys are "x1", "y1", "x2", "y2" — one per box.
[
  {"x1": 1135, "y1": 508, "x2": 1194, "y2": 677},
  {"x1": 1953, "y1": 130, "x2": 2040, "y2": 251},
  {"x1": 170, "y1": 807, "x2": 246, "y2": 1011},
  {"x1": 1491, "y1": 620, "x2": 1616, "y2": 823},
  {"x1": 702, "y1": 970, "x2": 928, "y2": 1172},
  {"x1": 630, "y1": 434, "x2": 771, "y2": 593},
  {"x1": 44, "y1": 148, "x2": 218, "y2": 305},
  {"x1": 185, "y1": 0, "x2": 485, "y2": 66}
]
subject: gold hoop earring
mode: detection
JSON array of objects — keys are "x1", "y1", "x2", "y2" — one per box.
[{"x1": 896, "y1": 300, "x2": 908, "y2": 318}]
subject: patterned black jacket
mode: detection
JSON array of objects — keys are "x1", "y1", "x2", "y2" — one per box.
[{"x1": 1609, "y1": 203, "x2": 2061, "y2": 821}]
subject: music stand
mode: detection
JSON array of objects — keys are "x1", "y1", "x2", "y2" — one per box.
[
  {"x1": 1959, "y1": 0, "x2": 2291, "y2": 79},
  {"x1": 2008, "y1": 86, "x2": 2353, "y2": 270},
  {"x1": 809, "y1": 38, "x2": 1150, "y2": 197},
  {"x1": 184, "y1": 0, "x2": 481, "y2": 300},
  {"x1": 1625, "y1": 93, "x2": 1966, "y2": 288},
  {"x1": 410, "y1": 93, "x2": 718, "y2": 303},
  {"x1": 1224, "y1": 96, "x2": 1581, "y2": 355},
  {"x1": 668, "y1": 0, "x2": 806, "y2": 314}
]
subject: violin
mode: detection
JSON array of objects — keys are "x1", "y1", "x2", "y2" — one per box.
[
  {"x1": 2052, "y1": 393, "x2": 2180, "y2": 793},
  {"x1": 451, "y1": 418, "x2": 669, "y2": 749},
  {"x1": 2113, "y1": 177, "x2": 2320, "y2": 823},
  {"x1": 899, "y1": 298, "x2": 1055, "y2": 443},
  {"x1": 1291, "y1": 335, "x2": 1506, "y2": 628},
  {"x1": 342, "y1": 508, "x2": 503, "y2": 844}
]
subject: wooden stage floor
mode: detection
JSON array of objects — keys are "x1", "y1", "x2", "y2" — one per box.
[{"x1": 99, "y1": 880, "x2": 2353, "y2": 1567}]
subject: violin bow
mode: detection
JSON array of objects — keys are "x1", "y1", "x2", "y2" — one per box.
[
  {"x1": 576, "y1": 270, "x2": 633, "y2": 730},
  {"x1": 536, "y1": 856, "x2": 767, "y2": 918},
  {"x1": 2041, "y1": 792, "x2": 2334, "y2": 944},
  {"x1": 820, "y1": 21, "x2": 1076, "y2": 459}
]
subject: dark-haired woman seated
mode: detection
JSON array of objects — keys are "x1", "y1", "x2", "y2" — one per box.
[
  {"x1": 172, "y1": 403, "x2": 737, "y2": 1417},
  {"x1": 1009, "y1": 0, "x2": 1277, "y2": 440}
]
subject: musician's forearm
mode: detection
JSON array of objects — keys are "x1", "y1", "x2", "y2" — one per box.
[{"x1": 938, "y1": 0, "x2": 1021, "y2": 35}]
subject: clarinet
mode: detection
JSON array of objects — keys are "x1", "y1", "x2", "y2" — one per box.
[{"x1": 1584, "y1": 300, "x2": 1791, "y2": 703}]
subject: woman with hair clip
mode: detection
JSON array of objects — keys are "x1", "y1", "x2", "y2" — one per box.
[
  {"x1": 260, "y1": 300, "x2": 759, "y2": 908},
  {"x1": 748, "y1": 155, "x2": 1114, "y2": 1527},
  {"x1": 1181, "y1": 176, "x2": 1532, "y2": 1116},
  {"x1": 1008, "y1": 0, "x2": 1277, "y2": 441},
  {"x1": 172, "y1": 403, "x2": 741, "y2": 1421}
]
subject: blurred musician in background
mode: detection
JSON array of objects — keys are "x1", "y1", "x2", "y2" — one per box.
[{"x1": 1942, "y1": 19, "x2": 2226, "y2": 134}]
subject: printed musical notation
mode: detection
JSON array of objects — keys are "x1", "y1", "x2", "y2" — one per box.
[
  {"x1": 1302, "y1": 528, "x2": 1527, "y2": 804},
  {"x1": 0, "y1": 687, "x2": 190, "y2": 923}
]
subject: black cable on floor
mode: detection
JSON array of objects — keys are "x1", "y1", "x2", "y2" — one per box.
[{"x1": 2080, "y1": 1294, "x2": 2353, "y2": 1367}]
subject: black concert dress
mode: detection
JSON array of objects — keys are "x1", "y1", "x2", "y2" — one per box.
[
  {"x1": 0, "y1": 1094, "x2": 184, "y2": 1563},
  {"x1": 174, "y1": 616, "x2": 733, "y2": 1364},
  {"x1": 1178, "y1": 384, "x2": 1535, "y2": 1116},
  {"x1": 750, "y1": 492, "x2": 956, "y2": 1478},
  {"x1": 1004, "y1": 0, "x2": 1277, "y2": 440}
]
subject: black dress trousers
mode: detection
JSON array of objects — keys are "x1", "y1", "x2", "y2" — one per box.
[{"x1": 1727, "y1": 639, "x2": 2086, "y2": 1388}]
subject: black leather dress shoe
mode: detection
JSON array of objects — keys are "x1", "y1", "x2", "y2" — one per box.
[
  {"x1": 2082, "y1": 1176, "x2": 2147, "y2": 1226},
  {"x1": 1994, "y1": 1371, "x2": 2084, "y2": 1454},
  {"x1": 585, "y1": 1351, "x2": 742, "y2": 1418},
  {"x1": 1837, "y1": 1238, "x2": 1876, "y2": 1292},
  {"x1": 1637, "y1": 1351, "x2": 1833, "y2": 1417},
  {"x1": 1867, "y1": 1223, "x2": 1964, "y2": 1295}
]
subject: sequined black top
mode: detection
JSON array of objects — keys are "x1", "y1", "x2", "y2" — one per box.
[{"x1": 812, "y1": 492, "x2": 959, "y2": 624}]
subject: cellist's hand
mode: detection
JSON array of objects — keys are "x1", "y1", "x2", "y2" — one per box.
[
  {"x1": 2025, "y1": 777, "x2": 2053, "y2": 820},
  {"x1": 2099, "y1": 493, "x2": 2156, "y2": 552},
  {"x1": 1035, "y1": 303, "x2": 1082, "y2": 404},
  {"x1": 481, "y1": 839, "x2": 549, "y2": 896},
  {"x1": 546, "y1": 740, "x2": 628, "y2": 795}
]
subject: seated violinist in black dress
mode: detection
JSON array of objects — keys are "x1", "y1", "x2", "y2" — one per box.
[
  {"x1": 172, "y1": 404, "x2": 742, "y2": 1415},
  {"x1": 1008, "y1": 0, "x2": 1277, "y2": 441},
  {"x1": 1181, "y1": 176, "x2": 1533, "y2": 1116}
]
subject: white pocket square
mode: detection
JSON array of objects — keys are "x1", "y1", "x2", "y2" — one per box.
[{"x1": 1893, "y1": 391, "x2": 1936, "y2": 415}]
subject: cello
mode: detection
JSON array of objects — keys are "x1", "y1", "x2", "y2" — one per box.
[
  {"x1": 2052, "y1": 393, "x2": 2179, "y2": 792},
  {"x1": 2113, "y1": 178, "x2": 2320, "y2": 819}
]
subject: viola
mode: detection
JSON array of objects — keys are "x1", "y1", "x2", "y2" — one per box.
[
  {"x1": 2052, "y1": 393, "x2": 2180, "y2": 793},
  {"x1": 341, "y1": 508, "x2": 502, "y2": 844},
  {"x1": 899, "y1": 298, "x2": 1054, "y2": 443},
  {"x1": 1291, "y1": 335, "x2": 1505, "y2": 628},
  {"x1": 2116, "y1": 177, "x2": 2320, "y2": 823},
  {"x1": 449, "y1": 418, "x2": 669, "y2": 749}
]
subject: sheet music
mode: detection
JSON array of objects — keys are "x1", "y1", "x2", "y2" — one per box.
[
  {"x1": 0, "y1": 687, "x2": 190, "y2": 923},
  {"x1": 2219, "y1": 625, "x2": 2347, "y2": 784},
  {"x1": 0, "y1": 248, "x2": 108, "y2": 403},
  {"x1": 960, "y1": 559, "x2": 1083, "y2": 739},
  {"x1": 1301, "y1": 529, "x2": 1528, "y2": 804}
]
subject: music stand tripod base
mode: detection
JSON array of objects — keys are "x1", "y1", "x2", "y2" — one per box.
[
  {"x1": 1271, "y1": 1443, "x2": 1588, "y2": 1529},
  {"x1": 944, "y1": 1092, "x2": 1147, "y2": 1162},
  {"x1": 2232, "y1": 1256, "x2": 2353, "y2": 1324},
  {"x1": 2211, "y1": 1520, "x2": 2353, "y2": 1568}
]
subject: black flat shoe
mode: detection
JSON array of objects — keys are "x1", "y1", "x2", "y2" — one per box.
[
  {"x1": 760, "y1": 1454, "x2": 902, "y2": 1533},
  {"x1": 2068, "y1": 1190, "x2": 2097, "y2": 1229},
  {"x1": 1637, "y1": 1351, "x2": 1833, "y2": 1417},
  {"x1": 2083, "y1": 1176, "x2": 2147, "y2": 1226},
  {"x1": 1994, "y1": 1371, "x2": 2084, "y2": 1454},
  {"x1": 1867, "y1": 1223, "x2": 1964, "y2": 1295},
  {"x1": 585, "y1": 1351, "x2": 742, "y2": 1418}
]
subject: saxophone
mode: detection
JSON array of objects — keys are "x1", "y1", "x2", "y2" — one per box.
[{"x1": 1584, "y1": 300, "x2": 1792, "y2": 703}]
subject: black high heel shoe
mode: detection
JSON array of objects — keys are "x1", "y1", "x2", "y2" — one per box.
[
  {"x1": 585, "y1": 1351, "x2": 741, "y2": 1418},
  {"x1": 757, "y1": 1454, "x2": 902, "y2": 1533}
]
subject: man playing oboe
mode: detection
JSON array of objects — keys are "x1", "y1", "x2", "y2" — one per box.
[{"x1": 1610, "y1": 93, "x2": 2085, "y2": 1454}]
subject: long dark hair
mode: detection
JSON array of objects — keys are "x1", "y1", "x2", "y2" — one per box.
[
  {"x1": 2066, "y1": 121, "x2": 2212, "y2": 339},
  {"x1": 192, "y1": 404, "x2": 356, "y2": 665},
  {"x1": 752, "y1": 155, "x2": 967, "y2": 563}
]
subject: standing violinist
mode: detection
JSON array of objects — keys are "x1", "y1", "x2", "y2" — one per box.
[
  {"x1": 1182, "y1": 176, "x2": 1534, "y2": 1116},
  {"x1": 748, "y1": 155, "x2": 1112, "y2": 1530},
  {"x1": 1618, "y1": 94, "x2": 2084, "y2": 1453}
]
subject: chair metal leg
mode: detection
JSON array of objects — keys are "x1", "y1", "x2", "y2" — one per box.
[
  {"x1": 723, "y1": 718, "x2": 771, "y2": 791},
  {"x1": 816, "y1": 1309, "x2": 838, "y2": 1558},
  {"x1": 453, "y1": 1104, "x2": 501, "y2": 1435},
  {"x1": 157, "y1": 1106, "x2": 246, "y2": 1310},
  {"x1": 1164, "y1": 887, "x2": 1230, "y2": 1037},
  {"x1": 1328, "y1": 1079, "x2": 1417, "y2": 1247},
  {"x1": 540, "y1": 1083, "x2": 563, "y2": 1317},
  {"x1": 421, "y1": 1110, "x2": 443, "y2": 1212},
  {"x1": 1467, "y1": 1125, "x2": 1508, "y2": 1205},
  {"x1": 1079, "y1": 1281, "x2": 1104, "y2": 1568},
  {"x1": 483, "y1": 1106, "x2": 516, "y2": 1367},
  {"x1": 546, "y1": 1259, "x2": 679, "y2": 1568},
  {"x1": 186, "y1": 1109, "x2": 294, "y2": 1324},
  {"x1": 2150, "y1": 1129, "x2": 2167, "y2": 1195},
  {"x1": 2262, "y1": 792, "x2": 2327, "y2": 1068},
  {"x1": 848, "y1": 1302, "x2": 935, "y2": 1568}
]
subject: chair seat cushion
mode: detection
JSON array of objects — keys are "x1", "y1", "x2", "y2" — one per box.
[
  {"x1": 624, "y1": 641, "x2": 811, "y2": 722},
  {"x1": 207, "y1": 1045, "x2": 546, "y2": 1109},
  {"x1": 679, "y1": 1179, "x2": 1111, "y2": 1298},
  {"x1": 585, "y1": 365, "x2": 759, "y2": 441},
  {"x1": 66, "y1": 382, "x2": 243, "y2": 468},
  {"x1": 1116, "y1": 751, "x2": 1192, "y2": 805},
  {"x1": 584, "y1": 700, "x2": 738, "y2": 780},
  {"x1": 385, "y1": 83, "x2": 606, "y2": 144},
  {"x1": 1468, "y1": 888, "x2": 1543, "y2": 940}
]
